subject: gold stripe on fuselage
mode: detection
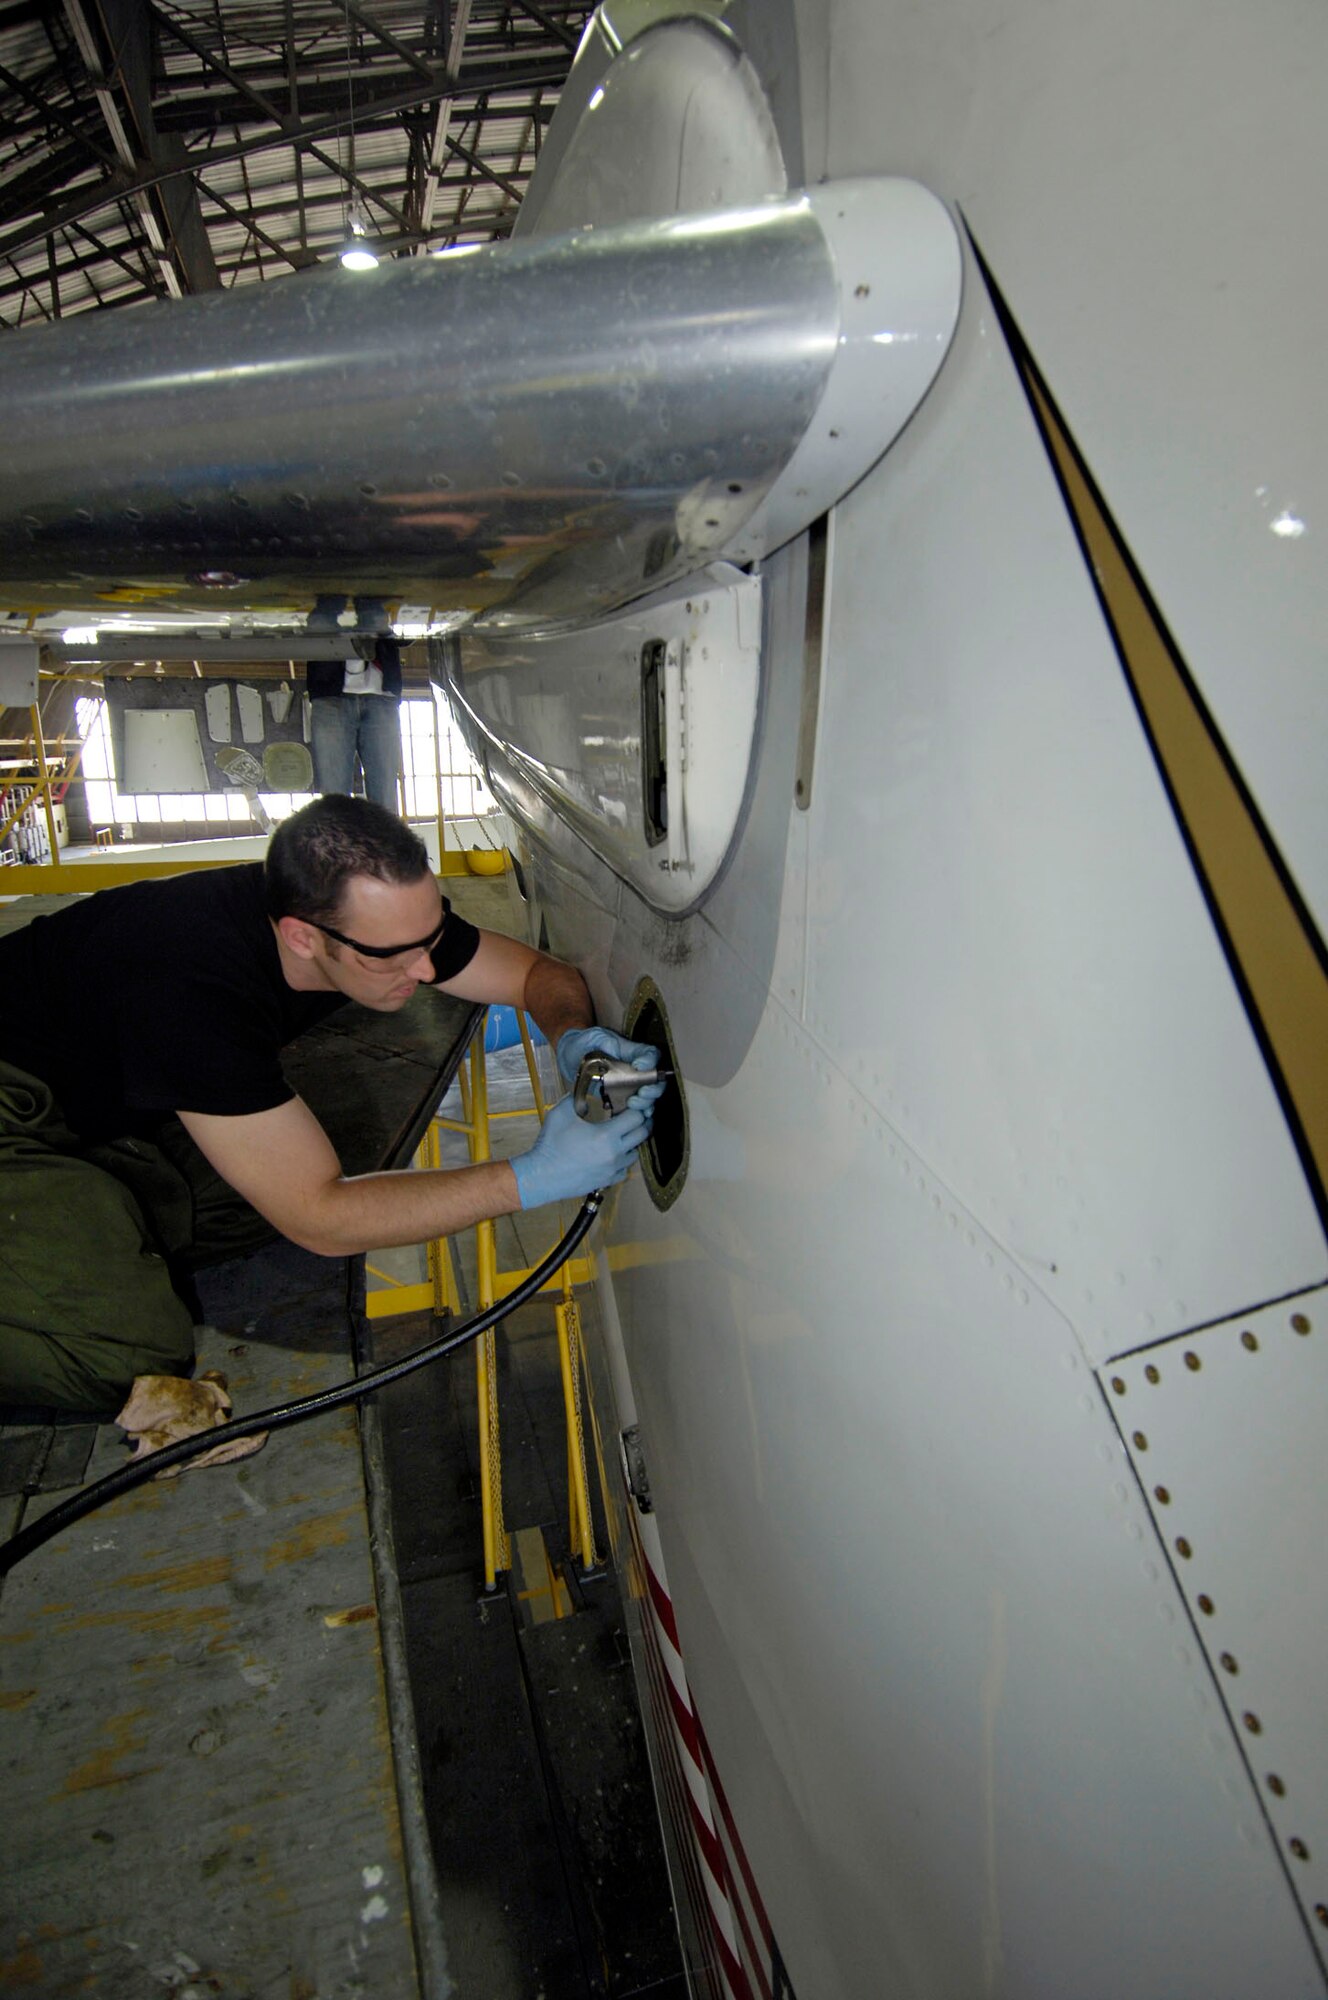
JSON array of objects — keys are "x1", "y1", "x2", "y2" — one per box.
[{"x1": 1011, "y1": 347, "x2": 1328, "y2": 1231}]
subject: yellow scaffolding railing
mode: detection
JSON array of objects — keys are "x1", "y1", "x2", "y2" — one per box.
[
  {"x1": 369, "y1": 1008, "x2": 600, "y2": 1592},
  {"x1": 13, "y1": 843, "x2": 473, "y2": 890},
  {"x1": 0, "y1": 706, "x2": 62, "y2": 866},
  {"x1": 3, "y1": 693, "x2": 480, "y2": 889}
]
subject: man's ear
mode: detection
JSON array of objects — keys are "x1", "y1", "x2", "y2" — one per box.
[{"x1": 276, "y1": 914, "x2": 321, "y2": 961}]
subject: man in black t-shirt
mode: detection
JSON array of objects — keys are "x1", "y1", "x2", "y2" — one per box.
[{"x1": 0, "y1": 795, "x2": 660, "y2": 1414}]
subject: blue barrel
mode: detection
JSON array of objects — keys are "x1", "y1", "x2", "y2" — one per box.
[{"x1": 484, "y1": 1005, "x2": 547, "y2": 1053}]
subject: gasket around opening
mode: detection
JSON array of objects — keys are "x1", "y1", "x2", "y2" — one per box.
[{"x1": 624, "y1": 974, "x2": 687, "y2": 1211}]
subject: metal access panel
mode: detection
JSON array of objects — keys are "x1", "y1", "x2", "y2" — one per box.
[
  {"x1": 0, "y1": 637, "x2": 38, "y2": 708},
  {"x1": 104, "y1": 675, "x2": 309, "y2": 796},
  {"x1": 1105, "y1": 1284, "x2": 1328, "y2": 1958},
  {"x1": 121, "y1": 706, "x2": 211, "y2": 791}
]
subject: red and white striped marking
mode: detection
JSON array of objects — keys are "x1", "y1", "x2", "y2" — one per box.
[{"x1": 624, "y1": 1501, "x2": 797, "y2": 2000}]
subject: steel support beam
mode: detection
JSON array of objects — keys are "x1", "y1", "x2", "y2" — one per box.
[{"x1": 0, "y1": 52, "x2": 568, "y2": 267}]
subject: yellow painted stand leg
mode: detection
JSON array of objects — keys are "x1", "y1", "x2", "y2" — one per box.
[
  {"x1": 517, "y1": 1009, "x2": 549, "y2": 1122},
  {"x1": 419, "y1": 1122, "x2": 461, "y2": 1316},
  {"x1": 557, "y1": 1296, "x2": 600, "y2": 1572},
  {"x1": 29, "y1": 706, "x2": 61, "y2": 867},
  {"x1": 431, "y1": 1234, "x2": 460, "y2": 1318},
  {"x1": 428, "y1": 1010, "x2": 602, "y2": 1590},
  {"x1": 469, "y1": 1039, "x2": 511, "y2": 1589},
  {"x1": 520, "y1": 1020, "x2": 600, "y2": 1573}
]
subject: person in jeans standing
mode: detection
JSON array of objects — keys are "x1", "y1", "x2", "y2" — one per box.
[{"x1": 305, "y1": 593, "x2": 402, "y2": 811}]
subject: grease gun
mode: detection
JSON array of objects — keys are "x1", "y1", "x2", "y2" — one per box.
[{"x1": 573, "y1": 1053, "x2": 672, "y2": 1123}]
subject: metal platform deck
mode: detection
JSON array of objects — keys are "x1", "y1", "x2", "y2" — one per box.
[
  {"x1": 2, "y1": 1295, "x2": 423, "y2": 1998},
  {"x1": 0, "y1": 986, "x2": 479, "y2": 1997}
]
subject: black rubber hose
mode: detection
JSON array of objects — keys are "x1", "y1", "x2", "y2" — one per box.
[{"x1": 0, "y1": 1191, "x2": 603, "y2": 1579}]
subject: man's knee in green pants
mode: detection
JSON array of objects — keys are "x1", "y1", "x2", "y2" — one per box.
[
  {"x1": 0, "y1": 1144, "x2": 197, "y2": 1416},
  {"x1": 0, "y1": 1308, "x2": 196, "y2": 1417}
]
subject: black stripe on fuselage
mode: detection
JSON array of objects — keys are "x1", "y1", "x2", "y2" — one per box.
[{"x1": 964, "y1": 223, "x2": 1328, "y2": 1245}]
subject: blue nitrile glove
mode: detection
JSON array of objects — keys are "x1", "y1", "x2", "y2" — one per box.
[
  {"x1": 510, "y1": 1092, "x2": 652, "y2": 1210},
  {"x1": 557, "y1": 1026, "x2": 662, "y2": 1101}
]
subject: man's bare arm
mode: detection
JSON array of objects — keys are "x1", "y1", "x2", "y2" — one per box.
[
  {"x1": 179, "y1": 1096, "x2": 522, "y2": 1258},
  {"x1": 437, "y1": 930, "x2": 592, "y2": 1048},
  {"x1": 176, "y1": 935, "x2": 602, "y2": 1256}
]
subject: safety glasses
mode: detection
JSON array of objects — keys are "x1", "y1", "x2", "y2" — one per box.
[{"x1": 308, "y1": 915, "x2": 446, "y2": 964}]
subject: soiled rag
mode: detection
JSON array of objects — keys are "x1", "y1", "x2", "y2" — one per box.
[{"x1": 114, "y1": 1370, "x2": 268, "y2": 1479}]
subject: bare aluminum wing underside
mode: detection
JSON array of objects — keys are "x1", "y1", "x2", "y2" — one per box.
[{"x1": 0, "y1": 180, "x2": 958, "y2": 629}]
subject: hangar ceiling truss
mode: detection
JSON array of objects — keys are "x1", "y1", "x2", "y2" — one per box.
[{"x1": 0, "y1": 0, "x2": 591, "y2": 324}]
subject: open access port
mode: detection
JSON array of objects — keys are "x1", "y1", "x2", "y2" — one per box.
[
  {"x1": 624, "y1": 975, "x2": 687, "y2": 1210},
  {"x1": 640, "y1": 639, "x2": 668, "y2": 848}
]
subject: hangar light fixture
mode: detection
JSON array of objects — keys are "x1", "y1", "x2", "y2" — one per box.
[
  {"x1": 337, "y1": 6, "x2": 377, "y2": 271},
  {"x1": 340, "y1": 205, "x2": 379, "y2": 272}
]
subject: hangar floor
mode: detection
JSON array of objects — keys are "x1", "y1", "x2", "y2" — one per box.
[{"x1": 0, "y1": 868, "x2": 685, "y2": 1998}]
